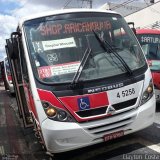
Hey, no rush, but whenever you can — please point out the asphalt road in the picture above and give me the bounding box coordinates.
[0,85,160,160]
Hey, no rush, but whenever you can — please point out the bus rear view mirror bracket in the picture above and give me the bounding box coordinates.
[128,22,136,35]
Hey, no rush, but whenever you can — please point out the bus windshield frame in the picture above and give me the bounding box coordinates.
[23,12,146,84]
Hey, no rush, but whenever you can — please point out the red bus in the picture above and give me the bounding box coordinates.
[136,29,160,102]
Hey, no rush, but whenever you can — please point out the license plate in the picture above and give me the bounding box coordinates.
[104,130,124,141]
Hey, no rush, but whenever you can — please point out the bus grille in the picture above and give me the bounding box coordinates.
[112,98,137,110]
[76,106,107,118]
[76,98,137,118]
[87,117,134,135]
[80,108,137,137]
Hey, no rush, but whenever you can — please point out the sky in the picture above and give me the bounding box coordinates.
[0,0,145,60]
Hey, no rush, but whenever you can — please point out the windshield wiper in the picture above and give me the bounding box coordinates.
[92,30,133,76]
[70,47,92,87]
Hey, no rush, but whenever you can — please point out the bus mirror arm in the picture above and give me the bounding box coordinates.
[128,22,136,35]
[6,39,15,60]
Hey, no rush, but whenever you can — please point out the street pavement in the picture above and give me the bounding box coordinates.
[0,86,50,160]
[0,86,160,160]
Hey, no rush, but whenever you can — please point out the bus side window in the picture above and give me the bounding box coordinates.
[157,45,160,59]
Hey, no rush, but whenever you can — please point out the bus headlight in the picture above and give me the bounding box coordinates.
[57,110,67,121]
[42,101,75,122]
[140,81,154,106]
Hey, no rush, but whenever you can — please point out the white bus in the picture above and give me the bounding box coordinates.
[6,9,155,154]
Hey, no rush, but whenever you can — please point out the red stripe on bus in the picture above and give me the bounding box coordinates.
[37,89,111,122]
[59,92,109,112]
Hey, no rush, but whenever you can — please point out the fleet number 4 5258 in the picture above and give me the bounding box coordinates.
[117,88,135,98]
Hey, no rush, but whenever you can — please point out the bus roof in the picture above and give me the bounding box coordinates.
[18,8,119,28]
[136,29,160,35]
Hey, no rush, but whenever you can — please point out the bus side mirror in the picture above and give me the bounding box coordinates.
[6,39,14,59]
[6,32,21,59]
[6,38,19,60]
[11,37,19,59]
[128,22,136,35]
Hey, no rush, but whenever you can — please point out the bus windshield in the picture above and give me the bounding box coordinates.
[137,33,160,71]
[24,12,146,84]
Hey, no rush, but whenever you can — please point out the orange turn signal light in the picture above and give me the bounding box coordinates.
[147,86,153,93]
[46,108,56,117]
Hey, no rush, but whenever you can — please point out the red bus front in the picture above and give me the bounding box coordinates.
[136,29,160,101]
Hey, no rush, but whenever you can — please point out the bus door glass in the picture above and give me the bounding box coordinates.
[6,38,33,128]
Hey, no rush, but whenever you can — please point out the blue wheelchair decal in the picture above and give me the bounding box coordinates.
[78,97,90,110]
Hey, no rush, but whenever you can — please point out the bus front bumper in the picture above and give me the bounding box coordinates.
[41,96,155,153]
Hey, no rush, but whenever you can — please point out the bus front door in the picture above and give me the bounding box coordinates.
[6,36,33,128]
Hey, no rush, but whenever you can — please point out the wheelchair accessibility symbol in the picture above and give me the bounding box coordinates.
[78,97,90,110]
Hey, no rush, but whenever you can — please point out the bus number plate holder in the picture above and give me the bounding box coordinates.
[104,130,124,142]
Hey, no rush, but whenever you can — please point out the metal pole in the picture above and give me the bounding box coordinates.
[89,0,92,8]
